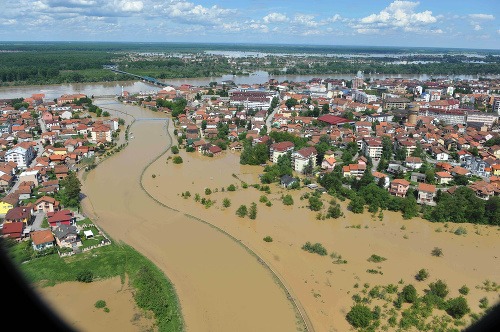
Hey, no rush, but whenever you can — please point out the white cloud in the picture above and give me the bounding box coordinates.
[118,1,143,12]
[263,12,288,23]
[328,14,342,23]
[357,28,380,34]
[473,24,482,31]
[358,0,437,31]
[469,14,495,20]
[293,14,322,27]
[1,19,17,25]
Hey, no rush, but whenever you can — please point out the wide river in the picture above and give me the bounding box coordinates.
[1,71,498,100]
[80,100,304,332]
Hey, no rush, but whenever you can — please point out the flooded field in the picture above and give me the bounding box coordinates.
[37,276,156,332]
[40,99,499,332]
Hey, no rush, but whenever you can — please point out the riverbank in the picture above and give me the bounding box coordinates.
[142,143,500,331]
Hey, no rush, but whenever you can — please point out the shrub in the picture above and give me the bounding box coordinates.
[415,268,429,281]
[242,182,248,189]
[259,195,268,203]
[172,156,183,164]
[431,247,443,257]
[454,226,468,235]
[302,242,328,256]
[95,300,106,308]
[346,304,373,328]
[428,279,449,299]
[479,297,489,309]
[401,284,418,303]
[265,201,272,207]
[263,236,273,242]
[205,188,212,195]
[459,285,469,296]
[76,270,93,283]
[446,296,470,319]
[171,145,179,154]
[186,146,195,152]
[308,195,323,211]
[151,174,156,178]
[236,205,247,218]
[227,184,236,191]
[367,254,387,263]
[222,198,231,208]
[282,194,294,206]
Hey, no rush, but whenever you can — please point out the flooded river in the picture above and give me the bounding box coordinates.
[29,97,500,332]
[80,100,302,332]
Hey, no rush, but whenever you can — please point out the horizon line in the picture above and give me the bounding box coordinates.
[0,40,499,52]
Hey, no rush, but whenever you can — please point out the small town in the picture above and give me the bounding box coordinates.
[1,74,500,249]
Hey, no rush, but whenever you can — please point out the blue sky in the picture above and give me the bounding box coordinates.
[1,0,499,49]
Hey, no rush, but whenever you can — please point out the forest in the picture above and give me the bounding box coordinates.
[0,42,499,86]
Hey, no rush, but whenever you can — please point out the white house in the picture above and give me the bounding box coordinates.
[269,141,295,163]
[292,147,317,173]
[5,143,36,169]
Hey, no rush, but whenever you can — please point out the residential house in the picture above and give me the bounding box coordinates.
[31,229,55,251]
[389,179,410,197]
[410,172,427,183]
[321,155,336,171]
[1,222,24,241]
[404,156,423,170]
[269,141,294,163]
[4,206,32,224]
[435,171,453,185]
[207,145,222,157]
[35,196,61,214]
[372,171,390,188]
[52,224,81,248]
[280,174,298,189]
[47,209,75,229]
[342,163,366,179]
[417,183,436,205]
[292,147,317,173]
[18,169,41,187]
[0,173,13,192]
[429,146,450,161]
[5,142,36,168]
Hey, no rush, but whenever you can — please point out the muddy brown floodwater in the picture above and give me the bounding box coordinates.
[79,106,302,332]
[41,99,500,332]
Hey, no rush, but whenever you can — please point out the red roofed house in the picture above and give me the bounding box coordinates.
[435,171,453,185]
[90,124,112,143]
[417,183,436,205]
[1,222,24,241]
[47,209,75,229]
[389,179,410,197]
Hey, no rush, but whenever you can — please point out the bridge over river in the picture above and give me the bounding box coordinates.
[108,68,172,87]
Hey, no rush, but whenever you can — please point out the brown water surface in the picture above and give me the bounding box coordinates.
[79,105,300,332]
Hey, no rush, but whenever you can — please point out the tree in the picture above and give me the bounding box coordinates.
[58,172,81,208]
[170,145,179,154]
[428,279,449,298]
[222,198,231,208]
[285,98,298,109]
[348,195,365,214]
[236,205,247,218]
[308,195,323,211]
[172,156,183,164]
[401,284,418,303]
[248,202,257,219]
[401,195,419,219]
[346,304,373,328]
[446,296,470,319]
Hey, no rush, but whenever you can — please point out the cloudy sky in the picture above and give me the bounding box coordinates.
[1,0,498,49]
